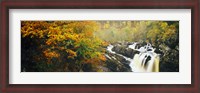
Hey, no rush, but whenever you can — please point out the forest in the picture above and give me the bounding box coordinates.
[21,21,179,72]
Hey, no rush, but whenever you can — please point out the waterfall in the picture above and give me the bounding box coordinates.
[107,42,160,72]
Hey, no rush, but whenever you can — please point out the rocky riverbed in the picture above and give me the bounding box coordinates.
[103,41,179,72]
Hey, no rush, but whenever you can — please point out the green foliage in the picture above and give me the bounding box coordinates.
[21,20,179,72]
[21,21,107,72]
[94,21,179,72]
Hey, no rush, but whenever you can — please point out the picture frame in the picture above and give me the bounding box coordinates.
[0,0,199,93]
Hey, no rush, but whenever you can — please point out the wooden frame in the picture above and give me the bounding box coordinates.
[0,0,199,93]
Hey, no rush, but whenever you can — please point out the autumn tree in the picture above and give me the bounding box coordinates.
[21,21,107,72]
[94,21,179,72]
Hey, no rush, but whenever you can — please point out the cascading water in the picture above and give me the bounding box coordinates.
[107,42,160,72]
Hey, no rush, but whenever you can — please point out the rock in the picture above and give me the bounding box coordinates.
[125,48,134,58]
[125,48,139,58]
[111,44,139,59]
[144,56,151,68]
[135,42,147,49]
[159,44,171,52]
[104,52,132,72]
[127,42,135,45]
[159,48,179,72]
[108,41,179,72]
[154,48,164,56]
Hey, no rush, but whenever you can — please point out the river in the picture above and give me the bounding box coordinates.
[106,42,160,72]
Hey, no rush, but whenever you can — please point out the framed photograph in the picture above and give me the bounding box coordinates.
[1,0,199,93]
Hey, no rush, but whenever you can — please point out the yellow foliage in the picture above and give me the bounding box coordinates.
[66,49,77,59]
[21,21,107,71]
[43,49,60,59]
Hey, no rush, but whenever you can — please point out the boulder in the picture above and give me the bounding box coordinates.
[111,44,139,59]
[135,42,147,49]
[125,48,139,58]
[105,52,132,72]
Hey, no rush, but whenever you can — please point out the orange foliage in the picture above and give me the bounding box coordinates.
[21,21,107,71]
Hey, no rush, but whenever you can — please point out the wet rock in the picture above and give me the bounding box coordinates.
[127,42,135,45]
[104,51,132,72]
[159,45,179,72]
[106,41,179,72]
[135,42,147,49]
[111,44,139,59]
[159,44,171,52]
[154,48,164,56]
[125,48,139,58]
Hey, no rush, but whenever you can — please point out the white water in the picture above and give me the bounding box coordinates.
[107,45,133,62]
[106,43,160,72]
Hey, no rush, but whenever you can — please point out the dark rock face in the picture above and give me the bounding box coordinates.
[105,41,179,72]
[105,41,154,72]
[154,48,164,56]
[156,44,179,72]
[159,48,179,72]
[105,51,132,72]
[104,41,142,72]
[145,56,151,66]
[125,48,138,58]
[135,42,147,49]
[111,44,139,59]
